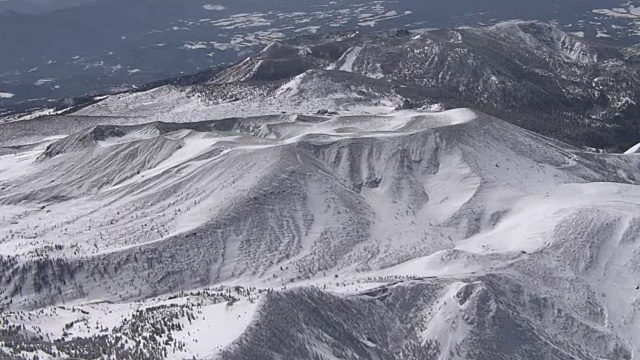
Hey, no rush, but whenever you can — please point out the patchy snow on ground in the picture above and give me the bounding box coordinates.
[593,6,640,19]
[203,4,225,11]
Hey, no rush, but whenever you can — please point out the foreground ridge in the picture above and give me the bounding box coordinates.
[2,106,640,359]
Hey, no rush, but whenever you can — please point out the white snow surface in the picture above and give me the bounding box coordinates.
[327,46,363,72]
[203,4,225,11]
[71,70,407,123]
[625,142,640,154]
[2,288,261,360]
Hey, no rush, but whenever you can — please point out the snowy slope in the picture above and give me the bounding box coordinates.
[3,101,640,358]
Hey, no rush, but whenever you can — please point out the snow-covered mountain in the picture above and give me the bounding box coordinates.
[203,21,640,151]
[3,22,640,360]
[7,21,638,151]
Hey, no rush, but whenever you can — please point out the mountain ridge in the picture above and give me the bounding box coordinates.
[2,21,640,359]
[7,21,637,151]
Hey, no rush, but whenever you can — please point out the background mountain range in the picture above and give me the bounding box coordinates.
[1,0,639,113]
